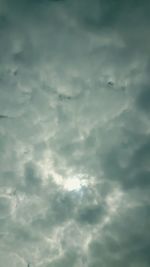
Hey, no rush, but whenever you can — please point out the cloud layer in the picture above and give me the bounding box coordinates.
[0,0,150,266]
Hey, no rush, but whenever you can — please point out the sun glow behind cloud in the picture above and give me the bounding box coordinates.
[37,157,92,192]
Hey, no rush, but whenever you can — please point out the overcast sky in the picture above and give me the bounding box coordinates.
[0,0,150,266]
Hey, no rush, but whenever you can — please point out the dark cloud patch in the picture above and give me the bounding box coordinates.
[49,192,75,224]
[137,87,150,114]
[46,249,78,267]
[88,203,150,267]
[77,204,105,225]
[85,0,123,29]
[0,15,10,31]
[21,161,42,195]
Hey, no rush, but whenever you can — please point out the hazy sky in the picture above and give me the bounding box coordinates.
[0,0,150,266]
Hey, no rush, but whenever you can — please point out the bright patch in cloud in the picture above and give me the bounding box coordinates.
[63,176,88,192]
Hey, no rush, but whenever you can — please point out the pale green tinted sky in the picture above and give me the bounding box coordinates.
[0,0,150,266]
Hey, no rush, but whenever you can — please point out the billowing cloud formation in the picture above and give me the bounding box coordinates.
[0,0,150,266]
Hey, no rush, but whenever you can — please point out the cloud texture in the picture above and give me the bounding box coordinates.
[0,0,150,266]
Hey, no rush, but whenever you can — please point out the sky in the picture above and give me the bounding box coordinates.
[0,0,150,266]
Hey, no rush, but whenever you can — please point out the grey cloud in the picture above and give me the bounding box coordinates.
[88,203,150,267]
[21,161,42,195]
[76,204,105,225]
[0,0,150,266]
[137,87,150,114]
[46,249,78,267]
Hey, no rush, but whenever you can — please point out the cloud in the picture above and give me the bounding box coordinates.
[0,0,150,266]
[137,87,150,114]
[88,202,150,267]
